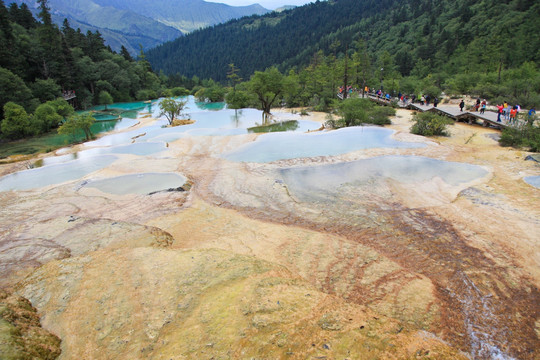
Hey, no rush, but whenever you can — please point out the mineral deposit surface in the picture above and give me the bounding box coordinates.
[0,109,538,359]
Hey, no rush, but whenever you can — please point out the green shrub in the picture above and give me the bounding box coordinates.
[499,124,540,152]
[160,89,173,98]
[225,90,252,110]
[423,85,441,99]
[368,106,395,125]
[1,102,31,139]
[33,103,62,133]
[58,113,96,141]
[171,87,190,96]
[136,89,158,101]
[410,112,453,136]
[499,127,522,147]
[339,98,394,126]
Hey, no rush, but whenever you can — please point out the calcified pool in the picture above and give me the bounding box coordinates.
[524,176,540,189]
[86,97,320,148]
[81,173,187,195]
[222,127,425,163]
[278,155,489,201]
[0,155,117,191]
[34,142,169,168]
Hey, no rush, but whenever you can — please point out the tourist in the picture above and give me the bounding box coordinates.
[425,95,431,105]
[480,99,486,114]
[496,104,504,122]
[509,106,518,125]
[475,98,481,112]
[459,100,465,112]
[503,101,508,120]
[505,102,511,121]
[527,107,536,125]
[420,95,425,105]
[433,97,439,107]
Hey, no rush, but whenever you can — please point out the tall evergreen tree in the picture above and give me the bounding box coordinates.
[0,0,14,70]
[120,45,133,62]
[36,0,64,80]
[8,3,36,29]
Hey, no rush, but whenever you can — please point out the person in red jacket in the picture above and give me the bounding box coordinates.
[496,104,504,122]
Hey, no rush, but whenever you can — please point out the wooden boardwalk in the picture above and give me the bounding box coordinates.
[407,103,511,129]
[62,91,76,101]
[337,91,522,130]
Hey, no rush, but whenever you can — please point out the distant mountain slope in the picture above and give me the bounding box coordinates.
[91,0,269,33]
[51,14,176,56]
[8,0,269,53]
[146,0,540,83]
[10,0,183,53]
[146,0,378,81]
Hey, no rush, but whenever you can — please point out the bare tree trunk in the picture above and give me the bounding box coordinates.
[343,45,349,100]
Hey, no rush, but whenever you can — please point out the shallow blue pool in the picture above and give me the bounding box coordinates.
[34,142,168,168]
[0,155,117,191]
[81,173,187,195]
[278,155,489,202]
[222,127,425,163]
[524,176,540,189]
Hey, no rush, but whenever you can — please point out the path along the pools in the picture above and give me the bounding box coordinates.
[357,93,526,129]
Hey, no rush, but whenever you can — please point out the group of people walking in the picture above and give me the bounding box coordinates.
[458,98,537,126]
[495,102,517,124]
[418,94,439,107]
[338,88,536,127]
[495,102,530,124]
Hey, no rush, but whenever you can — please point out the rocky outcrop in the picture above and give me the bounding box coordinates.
[17,248,466,359]
[0,290,61,360]
[0,216,174,287]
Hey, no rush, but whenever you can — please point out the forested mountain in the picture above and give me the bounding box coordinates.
[8,0,269,53]
[146,0,540,89]
[0,0,167,139]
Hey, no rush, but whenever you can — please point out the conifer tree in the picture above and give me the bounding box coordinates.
[120,46,133,62]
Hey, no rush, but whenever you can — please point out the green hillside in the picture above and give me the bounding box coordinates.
[0,0,168,143]
[146,0,540,106]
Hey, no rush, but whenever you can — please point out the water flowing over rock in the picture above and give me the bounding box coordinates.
[0,106,538,359]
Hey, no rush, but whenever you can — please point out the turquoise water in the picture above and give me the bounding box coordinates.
[279,155,489,202]
[0,97,322,191]
[93,114,119,121]
[223,127,425,163]
[82,173,186,195]
[524,176,540,189]
[90,100,156,112]
[0,155,117,191]
[86,101,319,147]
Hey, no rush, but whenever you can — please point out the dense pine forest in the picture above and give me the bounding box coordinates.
[1,0,539,145]
[147,0,540,108]
[0,0,166,140]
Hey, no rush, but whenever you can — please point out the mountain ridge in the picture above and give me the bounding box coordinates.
[8,0,269,53]
[145,0,540,86]
[91,0,269,34]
